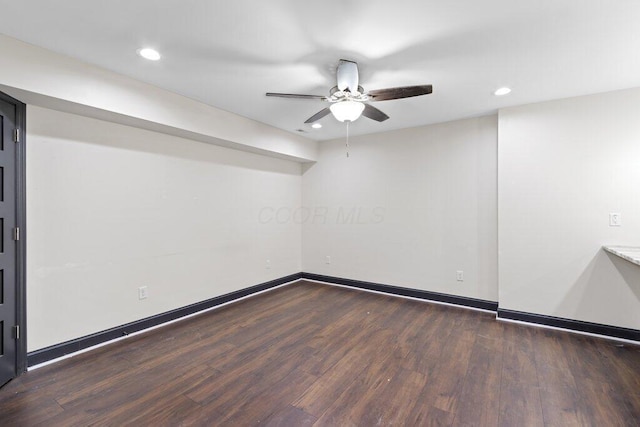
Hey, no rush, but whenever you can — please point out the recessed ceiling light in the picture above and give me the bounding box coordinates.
[311,123,322,129]
[494,87,512,96]
[138,48,161,61]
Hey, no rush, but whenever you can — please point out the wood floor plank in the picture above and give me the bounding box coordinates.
[0,389,65,426]
[406,308,481,426]
[47,365,213,426]
[55,357,206,410]
[562,335,637,426]
[312,363,399,425]
[125,394,204,427]
[1,281,639,426]
[215,368,318,425]
[498,324,545,427]
[451,318,504,426]
[0,354,133,405]
[181,348,319,425]
[293,324,395,418]
[533,329,586,426]
[263,405,318,427]
[199,319,321,381]
[301,314,388,376]
[184,324,320,406]
[350,367,428,426]
[576,339,640,422]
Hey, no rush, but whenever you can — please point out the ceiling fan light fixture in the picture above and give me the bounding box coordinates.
[330,100,365,122]
[311,123,322,129]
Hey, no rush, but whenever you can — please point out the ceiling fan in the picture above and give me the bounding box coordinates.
[266,59,433,124]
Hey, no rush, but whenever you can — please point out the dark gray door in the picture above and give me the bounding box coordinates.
[0,97,17,387]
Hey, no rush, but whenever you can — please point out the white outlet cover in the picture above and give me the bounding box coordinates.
[609,213,621,227]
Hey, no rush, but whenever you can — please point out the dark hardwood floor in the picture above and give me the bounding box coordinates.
[1,281,639,426]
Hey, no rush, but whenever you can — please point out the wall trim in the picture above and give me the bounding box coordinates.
[497,309,640,342]
[27,273,302,366]
[28,273,639,367]
[301,273,498,311]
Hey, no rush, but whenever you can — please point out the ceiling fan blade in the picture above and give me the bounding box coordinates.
[266,93,328,101]
[336,59,359,93]
[362,104,390,122]
[367,85,433,101]
[304,107,332,123]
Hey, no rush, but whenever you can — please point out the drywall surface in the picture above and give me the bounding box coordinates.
[26,106,302,351]
[0,34,317,162]
[498,88,640,329]
[302,116,498,301]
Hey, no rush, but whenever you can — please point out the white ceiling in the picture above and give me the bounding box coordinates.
[1,0,639,141]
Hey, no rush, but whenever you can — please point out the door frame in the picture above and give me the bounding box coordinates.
[0,90,27,376]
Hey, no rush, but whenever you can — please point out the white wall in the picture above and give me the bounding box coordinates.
[498,88,640,329]
[27,106,302,351]
[302,116,498,301]
[23,81,640,352]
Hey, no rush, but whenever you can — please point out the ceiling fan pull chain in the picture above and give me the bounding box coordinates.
[346,121,350,158]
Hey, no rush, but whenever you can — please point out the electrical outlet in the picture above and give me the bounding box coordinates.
[325,256,331,264]
[456,271,464,282]
[138,286,148,300]
[609,212,621,227]
[266,259,271,269]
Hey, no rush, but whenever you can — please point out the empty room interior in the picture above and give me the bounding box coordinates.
[1,1,639,425]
